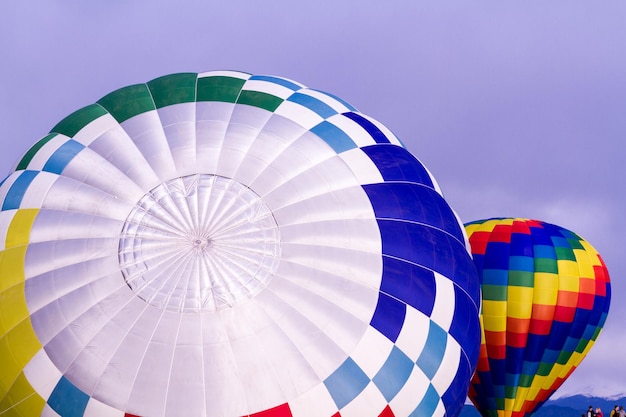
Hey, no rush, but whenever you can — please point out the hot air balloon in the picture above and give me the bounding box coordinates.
[466,218,611,417]
[0,71,480,417]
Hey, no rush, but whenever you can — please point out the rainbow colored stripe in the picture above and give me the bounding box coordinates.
[466,218,611,417]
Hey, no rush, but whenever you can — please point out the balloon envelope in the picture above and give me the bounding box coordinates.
[466,218,611,417]
[0,71,480,417]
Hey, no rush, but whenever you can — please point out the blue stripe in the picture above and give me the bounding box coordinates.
[2,171,39,210]
[363,182,465,243]
[370,292,406,342]
[287,92,337,118]
[310,89,358,111]
[248,75,301,91]
[442,358,473,417]
[373,346,414,401]
[533,244,556,258]
[449,285,481,362]
[509,255,534,272]
[380,256,436,316]
[310,121,357,153]
[42,140,85,174]
[377,219,477,295]
[343,112,390,143]
[361,145,434,187]
[323,357,370,409]
[482,242,511,269]
[416,321,448,379]
[47,376,89,417]
[410,383,440,417]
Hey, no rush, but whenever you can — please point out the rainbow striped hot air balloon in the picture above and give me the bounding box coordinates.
[465,218,611,417]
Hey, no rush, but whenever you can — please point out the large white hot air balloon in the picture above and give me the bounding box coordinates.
[0,71,480,417]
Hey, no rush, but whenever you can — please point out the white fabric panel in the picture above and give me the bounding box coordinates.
[19,171,57,209]
[260,112,308,144]
[58,146,145,205]
[198,70,250,80]
[261,165,360,214]
[422,162,443,194]
[118,309,174,414]
[23,348,63,400]
[24,238,118,280]
[262,275,368,367]
[395,306,432,361]
[324,114,380,148]
[289,382,338,417]
[83,398,125,417]
[29,270,125,347]
[389,367,432,416]
[21,134,71,171]
[73,113,119,147]
[350,326,395,378]
[0,211,15,251]
[279,218,381,254]
[29,210,121,244]
[200,336,246,416]
[227,130,289,188]
[356,112,404,147]
[195,101,234,174]
[273,99,324,130]
[89,123,161,192]
[279,243,381,293]
[339,148,385,185]
[157,102,198,177]
[303,89,353,114]
[25,256,120,315]
[338,382,388,417]
[274,259,380,327]
[121,110,177,183]
[40,176,134,221]
[166,345,207,415]
[0,172,20,203]
[41,404,62,417]
[272,185,376,226]
[243,79,297,99]
[245,130,337,199]
[216,123,264,180]
[431,272,456,331]
[431,337,461,394]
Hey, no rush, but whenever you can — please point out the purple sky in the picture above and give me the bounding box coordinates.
[3,1,625,399]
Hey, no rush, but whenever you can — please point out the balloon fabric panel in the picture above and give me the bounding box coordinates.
[0,71,481,417]
[466,218,611,417]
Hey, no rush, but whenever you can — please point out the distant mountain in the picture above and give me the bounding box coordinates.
[459,395,626,417]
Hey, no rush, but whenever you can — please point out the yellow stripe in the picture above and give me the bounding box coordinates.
[0,319,42,399]
[0,209,42,414]
[6,209,38,249]
[0,372,45,416]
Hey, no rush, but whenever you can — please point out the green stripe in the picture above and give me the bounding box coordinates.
[51,104,108,138]
[16,133,57,170]
[481,284,507,301]
[147,73,197,108]
[237,90,283,112]
[97,84,155,123]
[555,246,576,261]
[197,76,246,103]
[507,270,534,287]
[534,257,558,273]
[556,350,573,365]
[504,384,518,399]
[536,361,552,376]
[518,373,533,388]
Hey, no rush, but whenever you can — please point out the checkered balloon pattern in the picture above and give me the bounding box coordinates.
[0,72,481,417]
[465,218,611,417]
